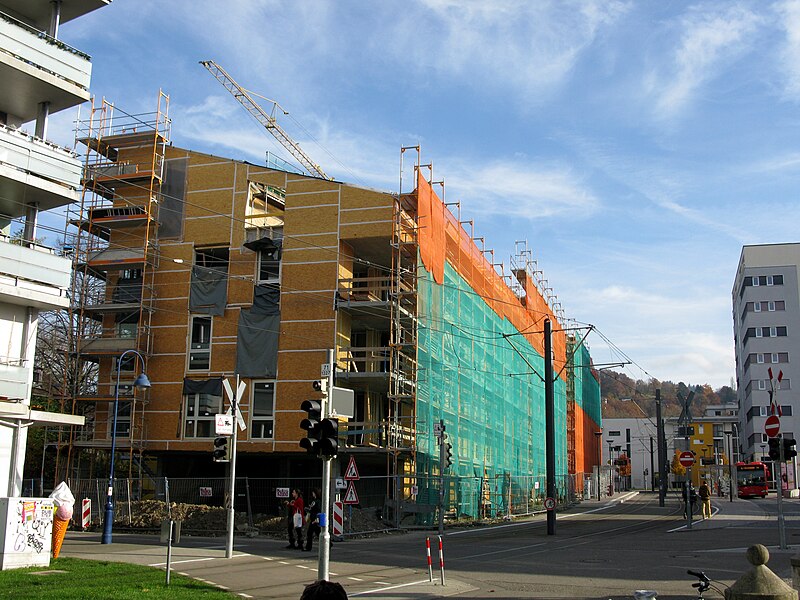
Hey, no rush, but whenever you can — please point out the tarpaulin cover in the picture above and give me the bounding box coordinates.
[158,158,187,239]
[189,265,227,316]
[235,286,280,377]
[182,377,223,396]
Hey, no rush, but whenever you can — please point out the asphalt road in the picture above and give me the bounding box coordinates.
[60,491,800,600]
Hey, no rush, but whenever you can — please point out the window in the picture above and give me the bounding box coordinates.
[251,381,275,438]
[774,275,784,285]
[258,247,281,285]
[698,425,704,434]
[608,430,620,436]
[754,302,761,312]
[753,277,760,286]
[189,316,212,371]
[782,406,793,416]
[114,354,135,373]
[756,328,763,338]
[767,275,774,286]
[768,301,775,312]
[776,301,786,310]
[757,353,765,363]
[117,322,137,338]
[195,247,229,274]
[777,326,788,336]
[758,380,767,390]
[112,401,132,437]
[184,393,223,438]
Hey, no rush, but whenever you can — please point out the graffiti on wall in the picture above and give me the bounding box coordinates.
[10,499,53,554]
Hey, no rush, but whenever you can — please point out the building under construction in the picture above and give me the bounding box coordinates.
[62,95,602,516]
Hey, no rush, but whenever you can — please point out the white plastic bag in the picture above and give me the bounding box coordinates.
[293,512,303,528]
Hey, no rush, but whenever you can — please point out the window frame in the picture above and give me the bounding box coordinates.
[183,392,223,438]
[188,315,212,371]
[250,380,276,439]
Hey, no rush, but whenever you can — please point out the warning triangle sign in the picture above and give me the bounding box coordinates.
[344,456,360,481]
[343,482,359,505]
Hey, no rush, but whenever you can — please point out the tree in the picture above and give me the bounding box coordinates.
[670,451,686,477]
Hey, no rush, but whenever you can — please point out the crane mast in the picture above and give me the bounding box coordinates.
[200,60,329,180]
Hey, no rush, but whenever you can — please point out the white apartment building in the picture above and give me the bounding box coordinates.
[0,0,108,495]
[733,243,800,462]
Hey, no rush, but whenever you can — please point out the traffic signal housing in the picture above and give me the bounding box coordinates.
[213,436,229,462]
[299,399,322,454]
[783,437,797,460]
[768,437,780,462]
[441,434,453,469]
[318,417,339,457]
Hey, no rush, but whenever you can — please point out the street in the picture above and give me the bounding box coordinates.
[61,492,800,599]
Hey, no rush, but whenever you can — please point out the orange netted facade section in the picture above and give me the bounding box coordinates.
[416,173,567,378]
[573,404,602,474]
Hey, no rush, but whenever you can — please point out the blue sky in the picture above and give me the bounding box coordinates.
[43,0,800,388]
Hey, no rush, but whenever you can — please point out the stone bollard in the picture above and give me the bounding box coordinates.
[725,544,797,600]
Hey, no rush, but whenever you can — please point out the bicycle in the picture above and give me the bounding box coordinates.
[687,569,726,599]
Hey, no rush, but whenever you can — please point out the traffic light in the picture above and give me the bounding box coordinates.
[318,417,339,457]
[768,438,780,462]
[299,399,322,454]
[783,438,797,460]
[441,434,453,469]
[212,436,229,462]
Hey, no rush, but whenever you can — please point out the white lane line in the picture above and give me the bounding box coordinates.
[375,581,390,585]
[667,506,720,532]
[351,579,432,596]
[149,557,218,567]
[348,577,363,581]
[239,595,254,599]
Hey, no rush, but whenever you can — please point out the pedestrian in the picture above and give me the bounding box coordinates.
[285,488,304,549]
[304,488,321,551]
[699,479,712,519]
[300,580,348,600]
[683,483,696,518]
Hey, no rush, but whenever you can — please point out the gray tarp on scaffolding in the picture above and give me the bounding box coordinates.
[235,285,280,377]
[182,377,223,396]
[189,266,227,316]
[158,157,187,239]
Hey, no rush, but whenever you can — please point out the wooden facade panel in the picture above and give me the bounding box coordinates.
[283,191,339,208]
[340,186,392,210]
[281,299,335,322]
[183,215,233,243]
[281,262,338,291]
[284,205,339,234]
[149,355,190,384]
[184,190,233,219]
[339,207,393,224]
[186,160,236,186]
[246,168,288,188]
[277,321,336,351]
[281,247,336,264]
[285,179,339,194]
[210,343,237,373]
[151,326,189,354]
[340,222,393,239]
[151,299,189,326]
[212,314,239,338]
[282,233,338,251]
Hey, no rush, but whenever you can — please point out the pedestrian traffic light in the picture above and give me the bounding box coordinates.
[783,438,797,460]
[299,399,322,454]
[318,417,339,457]
[768,438,780,461]
[212,436,229,462]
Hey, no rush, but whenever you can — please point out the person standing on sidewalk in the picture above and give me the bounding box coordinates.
[699,480,712,519]
[304,488,321,551]
[285,489,304,549]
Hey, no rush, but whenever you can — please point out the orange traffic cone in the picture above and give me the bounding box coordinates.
[52,516,69,559]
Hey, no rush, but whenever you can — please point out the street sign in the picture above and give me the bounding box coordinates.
[765,414,781,438]
[321,363,331,378]
[544,497,556,511]
[433,422,443,438]
[335,477,346,490]
[275,487,290,499]
[222,378,247,430]
[343,482,359,504]
[344,456,360,480]
[679,451,695,467]
[215,413,233,436]
[199,487,213,498]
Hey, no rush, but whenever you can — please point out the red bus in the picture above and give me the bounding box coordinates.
[736,462,769,498]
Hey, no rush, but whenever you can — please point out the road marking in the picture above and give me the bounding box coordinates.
[239,595,254,599]
[279,561,290,565]
[375,581,390,585]
[351,579,432,596]
[217,585,229,590]
[667,506,720,532]
[348,577,363,581]
[149,557,218,567]
[447,503,620,536]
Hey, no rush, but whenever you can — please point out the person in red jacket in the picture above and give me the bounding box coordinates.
[285,489,304,549]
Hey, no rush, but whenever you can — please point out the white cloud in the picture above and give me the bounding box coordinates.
[446,161,600,220]
[649,4,762,119]
[777,0,800,99]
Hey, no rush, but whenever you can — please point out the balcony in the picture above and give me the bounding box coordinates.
[0,123,81,215]
[0,10,91,120]
[0,358,29,400]
[0,237,70,309]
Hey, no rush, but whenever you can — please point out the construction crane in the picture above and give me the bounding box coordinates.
[200,60,329,180]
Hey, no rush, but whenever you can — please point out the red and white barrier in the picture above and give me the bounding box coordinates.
[332,501,344,536]
[438,535,445,585]
[81,498,91,530]
[425,537,433,581]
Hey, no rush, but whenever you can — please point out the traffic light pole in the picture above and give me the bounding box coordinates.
[544,318,556,536]
[225,374,240,559]
[777,434,787,550]
[438,420,445,536]
[318,349,335,581]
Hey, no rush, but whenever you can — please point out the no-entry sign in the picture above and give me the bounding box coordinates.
[679,451,695,468]
[765,414,781,438]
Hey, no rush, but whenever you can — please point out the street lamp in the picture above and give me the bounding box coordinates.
[594,430,602,500]
[101,349,150,544]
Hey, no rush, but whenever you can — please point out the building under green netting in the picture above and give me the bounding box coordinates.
[414,262,568,519]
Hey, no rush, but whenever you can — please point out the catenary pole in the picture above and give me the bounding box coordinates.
[656,389,665,507]
[544,318,555,535]
[318,349,335,580]
[225,374,239,558]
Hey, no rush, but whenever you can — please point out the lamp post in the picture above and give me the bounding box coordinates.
[607,440,615,495]
[594,430,602,500]
[101,349,150,544]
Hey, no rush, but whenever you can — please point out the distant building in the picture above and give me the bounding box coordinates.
[0,0,109,495]
[732,243,800,461]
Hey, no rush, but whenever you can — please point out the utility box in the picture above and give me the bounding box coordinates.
[0,497,54,570]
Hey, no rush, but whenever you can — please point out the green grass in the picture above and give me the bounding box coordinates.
[0,557,239,599]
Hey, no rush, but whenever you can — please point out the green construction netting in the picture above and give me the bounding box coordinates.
[573,339,602,427]
[415,260,568,518]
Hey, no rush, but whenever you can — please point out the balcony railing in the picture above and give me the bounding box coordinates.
[337,346,390,373]
[0,360,30,400]
[337,276,391,303]
[0,9,91,91]
[0,235,71,290]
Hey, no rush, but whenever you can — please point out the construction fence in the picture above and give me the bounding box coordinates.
[56,471,598,537]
